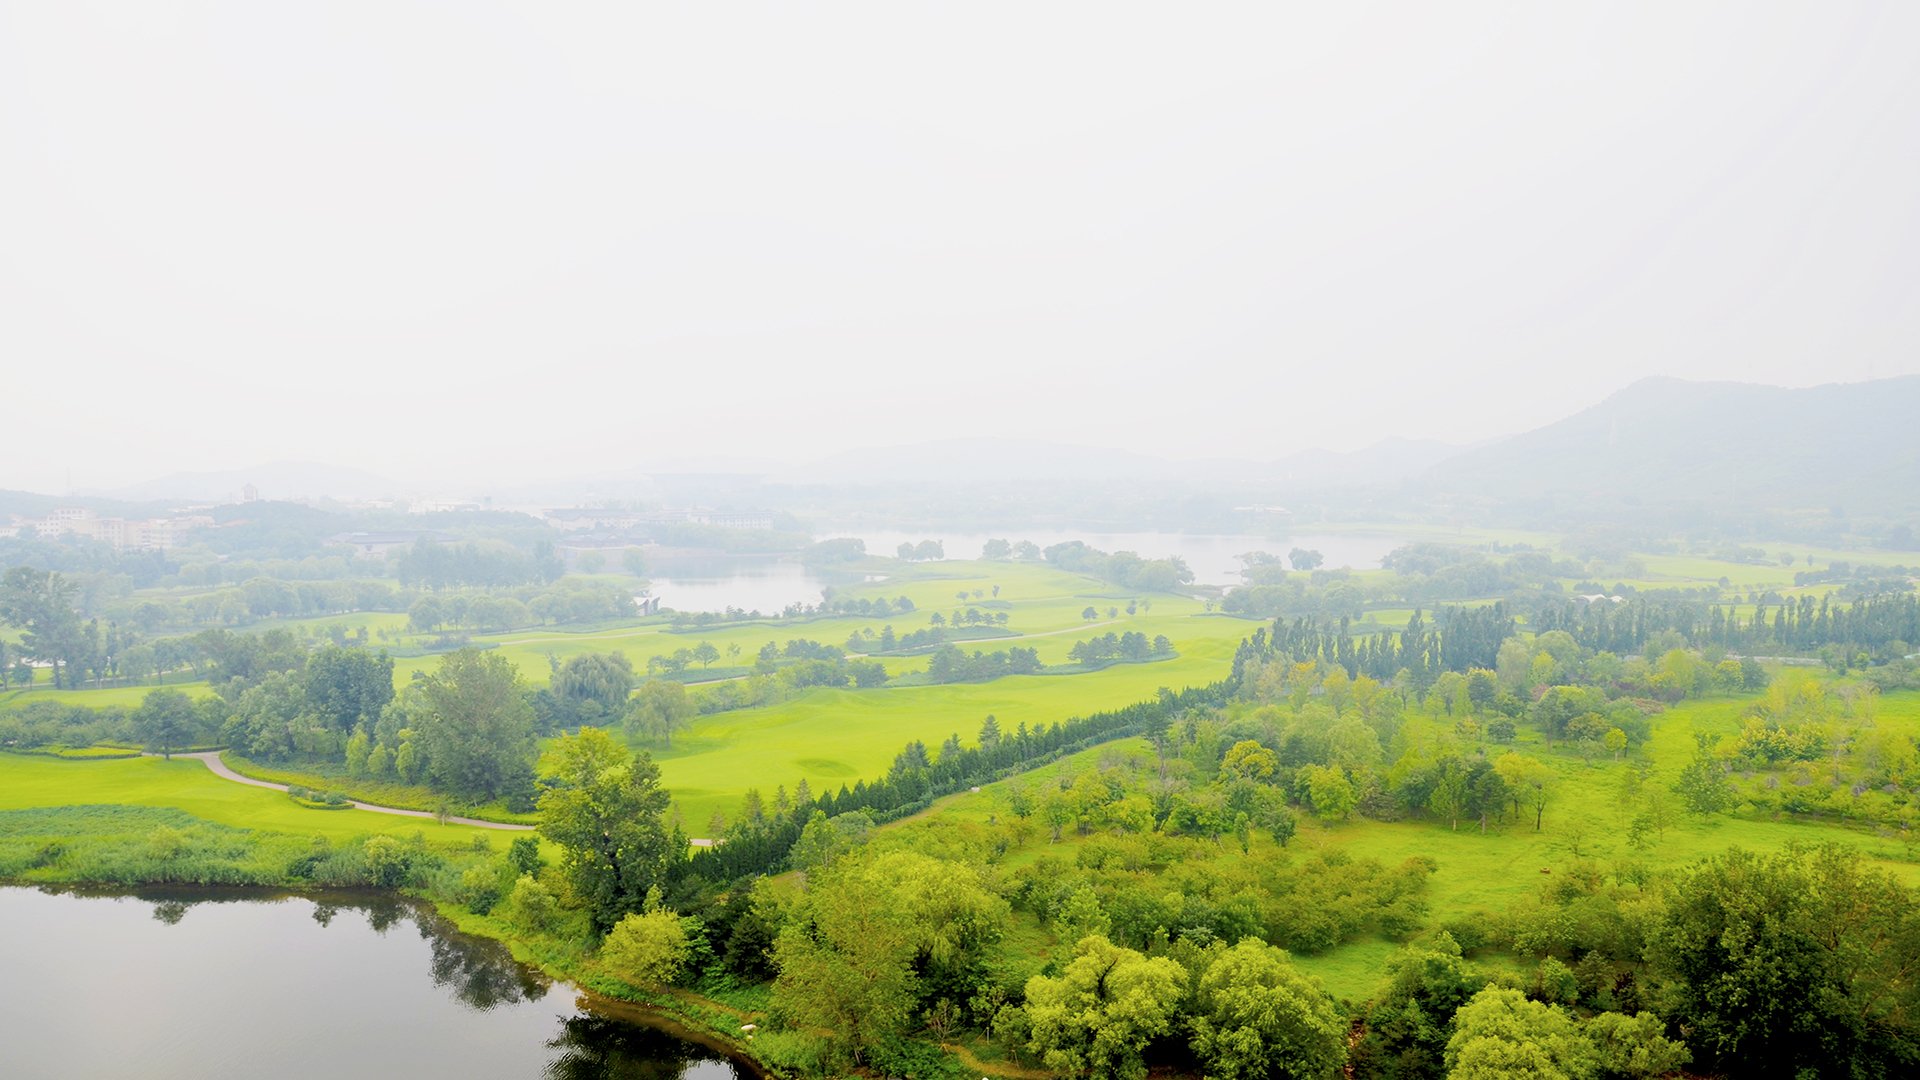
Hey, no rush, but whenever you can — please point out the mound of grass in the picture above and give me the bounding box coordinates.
[2,745,142,761]
[220,754,536,825]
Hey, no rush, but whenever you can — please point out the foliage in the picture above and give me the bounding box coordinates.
[537,728,677,933]
[1443,987,1595,1080]
[1189,937,1347,1080]
[601,909,691,988]
[1020,934,1189,1080]
[411,648,538,801]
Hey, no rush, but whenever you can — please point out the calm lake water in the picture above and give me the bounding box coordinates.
[647,531,1406,614]
[0,886,751,1080]
[847,530,1403,584]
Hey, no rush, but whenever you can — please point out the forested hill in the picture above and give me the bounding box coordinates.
[1425,375,1920,512]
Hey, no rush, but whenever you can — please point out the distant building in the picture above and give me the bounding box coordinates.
[9,508,211,552]
[241,483,260,503]
[328,531,439,559]
[1575,593,1627,604]
[543,506,776,533]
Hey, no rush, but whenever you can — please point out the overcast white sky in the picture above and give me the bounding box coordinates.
[3,1,1917,493]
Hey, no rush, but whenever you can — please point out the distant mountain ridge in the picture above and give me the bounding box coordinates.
[774,436,1463,489]
[1423,375,1920,511]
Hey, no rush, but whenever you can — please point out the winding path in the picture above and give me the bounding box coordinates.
[159,751,535,831]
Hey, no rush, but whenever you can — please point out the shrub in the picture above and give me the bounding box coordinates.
[600,909,691,988]
[505,874,558,933]
[460,862,504,915]
[362,835,410,888]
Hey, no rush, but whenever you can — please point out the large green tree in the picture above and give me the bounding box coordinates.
[537,728,677,933]
[413,648,538,800]
[1190,937,1347,1079]
[1021,935,1189,1080]
[133,688,201,759]
[1647,845,1920,1077]
[1443,987,1595,1080]
[302,645,395,734]
[772,849,1006,1065]
[551,651,635,723]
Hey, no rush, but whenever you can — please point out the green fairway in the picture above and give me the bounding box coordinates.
[653,633,1240,830]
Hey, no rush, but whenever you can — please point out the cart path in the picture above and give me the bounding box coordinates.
[155,751,536,830]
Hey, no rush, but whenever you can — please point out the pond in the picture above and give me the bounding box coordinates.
[0,886,753,1080]
[646,555,843,616]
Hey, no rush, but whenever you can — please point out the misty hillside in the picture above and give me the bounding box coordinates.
[1426,376,1920,512]
[95,461,401,503]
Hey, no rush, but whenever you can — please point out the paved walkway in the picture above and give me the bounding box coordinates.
[158,751,535,831]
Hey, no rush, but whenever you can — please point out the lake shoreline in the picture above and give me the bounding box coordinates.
[0,878,777,1078]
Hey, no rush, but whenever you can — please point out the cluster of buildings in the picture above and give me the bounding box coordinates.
[0,507,215,552]
[542,506,776,532]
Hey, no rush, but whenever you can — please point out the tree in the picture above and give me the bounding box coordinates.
[537,728,677,933]
[1288,548,1325,572]
[412,649,538,800]
[1022,935,1189,1080]
[0,566,83,688]
[622,548,648,577]
[1672,746,1731,816]
[1190,938,1347,1080]
[774,850,1005,1065]
[601,909,690,987]
[1646,845,1920,1078]
[551,651,636,721]
[691,641,720,669]
[1083,606,1099,621]
[1603,727,1628,761]
[134,688,199,759]
[1222,739,1280,784]
[1444,987,1596,1080]
[408,595,446,634]
[982,538,1013,559]
[1303,765,1355,823]
[789,809,874,871]
[1583,1012,1689,1079]
[1493,752,1555,831]
[1354,935,1482,1079]
[303,645,395,734]
[627,678,694,748]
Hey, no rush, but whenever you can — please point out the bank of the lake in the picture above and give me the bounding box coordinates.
[0,884,758,1080]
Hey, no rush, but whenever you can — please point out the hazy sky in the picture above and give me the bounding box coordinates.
[3,2,1917,494]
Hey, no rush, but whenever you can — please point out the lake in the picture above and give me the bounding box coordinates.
[645,530,1407,614]
[845,530,1404,583]
[0,886,752,1080]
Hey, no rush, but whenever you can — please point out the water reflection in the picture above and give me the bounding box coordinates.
[1,886,749,1080]
[547,1015,748,1080]
[419,910,551,1010]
